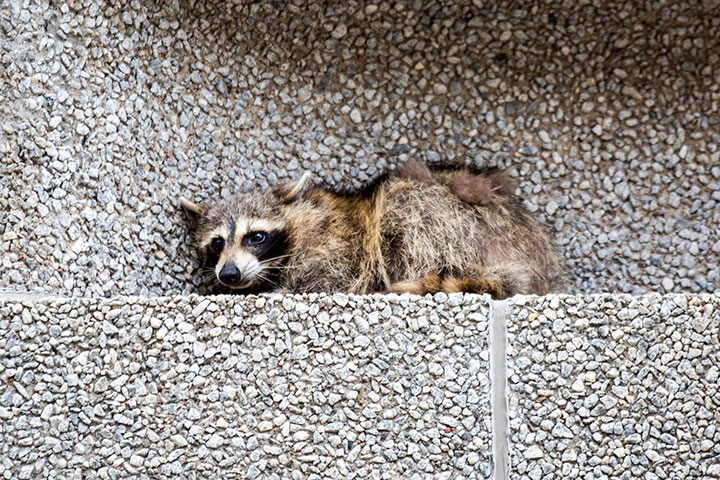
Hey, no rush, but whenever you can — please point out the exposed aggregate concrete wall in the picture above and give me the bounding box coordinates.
[0,293,492,479]
[1,293,719,479]
[1,0,719,297]
[2,1,720,477]
[508,294,720,480]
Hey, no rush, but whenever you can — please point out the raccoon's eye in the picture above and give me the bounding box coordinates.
[248,232,266,245]
[209,237,225,254]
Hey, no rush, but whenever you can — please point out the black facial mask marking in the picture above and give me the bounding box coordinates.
[241,229,289,263]
[227,218,236,246]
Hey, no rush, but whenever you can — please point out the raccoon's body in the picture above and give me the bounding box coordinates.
[181,161,562,298]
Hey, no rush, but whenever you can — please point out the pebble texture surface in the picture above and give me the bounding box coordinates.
[0,293,492,479]
[1,0,719,297]
[508,294,720,480]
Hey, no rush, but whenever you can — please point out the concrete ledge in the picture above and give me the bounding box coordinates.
[0,293,492,479]
[2,293,719,479]
[507,294,720,480]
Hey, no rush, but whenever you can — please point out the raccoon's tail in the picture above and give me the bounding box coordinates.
[385,264,533,299]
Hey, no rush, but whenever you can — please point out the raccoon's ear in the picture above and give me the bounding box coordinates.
[273,171,312,203]
[179,197,208,230]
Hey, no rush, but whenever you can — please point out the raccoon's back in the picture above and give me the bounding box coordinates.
[379,176,561,293]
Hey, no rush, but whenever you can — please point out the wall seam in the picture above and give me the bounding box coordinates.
[489,299,510,480]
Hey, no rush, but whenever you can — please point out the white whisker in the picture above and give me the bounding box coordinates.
[265,264,303,270]
[258,253,297,265]
[257,274,282,290]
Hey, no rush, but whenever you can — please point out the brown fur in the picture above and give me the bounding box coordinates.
[394,160,437,185]
[395,160,517,206]
[181,161,563,298]
[442,169,516,205]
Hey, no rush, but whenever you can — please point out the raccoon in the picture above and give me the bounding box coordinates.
[180,161,562,298]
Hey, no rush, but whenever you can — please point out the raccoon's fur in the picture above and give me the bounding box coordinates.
[181,161,562,298]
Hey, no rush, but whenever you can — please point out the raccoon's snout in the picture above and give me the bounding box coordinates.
[218,263,244,287]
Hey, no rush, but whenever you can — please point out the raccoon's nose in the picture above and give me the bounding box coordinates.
[218,263,243,286]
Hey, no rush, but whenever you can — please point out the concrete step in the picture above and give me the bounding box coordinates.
[508,294,720,480]
[1,293,718,479]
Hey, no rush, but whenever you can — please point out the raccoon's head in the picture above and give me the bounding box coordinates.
[180,172,312,293]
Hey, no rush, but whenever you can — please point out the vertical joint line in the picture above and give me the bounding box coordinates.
[490,299,510,480]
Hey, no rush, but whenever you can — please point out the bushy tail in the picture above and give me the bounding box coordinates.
[388,265,532,298]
